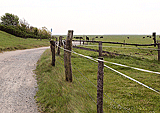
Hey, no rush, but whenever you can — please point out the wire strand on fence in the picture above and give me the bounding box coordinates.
[57,57,129,113]
[72,63,97,87]
[103,64,160,94]
[103,93,130,113]
[73,74,97,104]
[72,45,160,75]
[79,45,160,51]
[55,54,96,104]
[73,45,160,75]
[62,52,129,112]
[55,44,160,94]
[97,59,160,75]
[72,59,129,112]
[58,54,97,87]
[54,60,81,113]
[56,60,90,111]
[56,49,128,112]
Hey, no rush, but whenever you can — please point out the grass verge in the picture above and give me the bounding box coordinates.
[35,47,159,112]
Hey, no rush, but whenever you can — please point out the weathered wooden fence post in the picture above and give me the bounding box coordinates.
[64,30,73,82]
[158,44,160,62]
[50,40,55,66]
[153,32,156,47]
[97,57,104,113]
[57,36,62,55]
[157,41,160,62]
[56,37,58,42]
[99,41,102,57]
[80,38,81,45]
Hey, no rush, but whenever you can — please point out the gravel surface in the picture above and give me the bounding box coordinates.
[0,47,49,113]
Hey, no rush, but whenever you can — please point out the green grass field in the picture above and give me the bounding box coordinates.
[72,35,160,61]
[0,30,50,52]
[62,35,160,44]
[35,35,160,112]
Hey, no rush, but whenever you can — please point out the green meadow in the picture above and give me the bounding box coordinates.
[35,35,160,112]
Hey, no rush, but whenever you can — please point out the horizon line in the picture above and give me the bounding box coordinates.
[52,33,160,36]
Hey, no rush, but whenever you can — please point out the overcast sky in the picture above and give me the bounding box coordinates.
[0,0,160,35]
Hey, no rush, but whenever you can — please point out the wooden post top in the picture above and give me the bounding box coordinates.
[50,40,55,45]
[68,30,74,33]
[67,30,74,40]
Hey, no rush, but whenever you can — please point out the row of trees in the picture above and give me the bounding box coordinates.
[0,13,51,39]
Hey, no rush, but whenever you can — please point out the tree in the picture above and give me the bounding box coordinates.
[19,18,30,29]
[34,27,38,36]
[0,13,19,26]
[38,26,51,38]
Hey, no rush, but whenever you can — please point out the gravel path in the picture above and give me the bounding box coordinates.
[0,47,49,113]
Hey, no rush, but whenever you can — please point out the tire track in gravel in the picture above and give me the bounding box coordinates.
[0,47,49,113]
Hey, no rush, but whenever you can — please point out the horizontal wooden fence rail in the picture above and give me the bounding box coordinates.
[72,40,158,46]
[72,40,160,61]
[102,42,156,46]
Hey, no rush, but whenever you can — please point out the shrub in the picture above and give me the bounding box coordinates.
[0,24,43,39]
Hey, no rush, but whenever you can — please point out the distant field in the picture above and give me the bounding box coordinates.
[55,35,160,44]
[71,35,159,61]
[53,34,160,61]
[0,30,50,52]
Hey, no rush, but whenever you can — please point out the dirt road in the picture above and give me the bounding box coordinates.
[0,47,49,113]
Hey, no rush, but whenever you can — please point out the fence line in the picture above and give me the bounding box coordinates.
[58,43,160,75]
[73,74,97,104]
[72,40,158,46]
[103,64,160,94]
[56,44,148,112]
[73,39,160,61]
[97,59,160,75]
[55,44,160,94]
[57,58,96,103]
[73,45,159,61]
[51,33,159,112]
[72,60,129,112]
[73,46,122,56]
[58,55,97,87]
[58,51,129,112]
[73,44,160,75]
[79,45,160,51]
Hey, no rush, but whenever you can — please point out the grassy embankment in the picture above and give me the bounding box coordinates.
[0,30,49,52]
[35,35,160,113]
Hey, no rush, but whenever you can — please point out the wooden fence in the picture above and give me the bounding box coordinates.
[72,39,160,61]
[50,30,104,113]
[50,31,160,113]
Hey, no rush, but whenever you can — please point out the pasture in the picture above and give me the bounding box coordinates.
[57,34,160,44]
[60,34,160,60]
[35,35,160,112]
